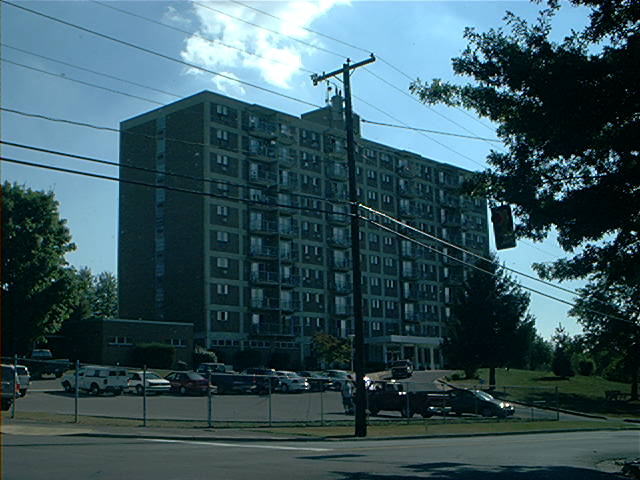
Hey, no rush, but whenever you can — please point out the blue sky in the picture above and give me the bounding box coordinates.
[2,0,592,340]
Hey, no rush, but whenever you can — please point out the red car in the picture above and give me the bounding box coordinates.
[165,371,210,395]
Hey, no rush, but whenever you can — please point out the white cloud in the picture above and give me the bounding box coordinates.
[211,72,247,97]
[163,6,192,27]
[180,0,348,91]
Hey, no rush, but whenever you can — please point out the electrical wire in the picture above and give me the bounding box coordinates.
[359,214,635,326]
[90,1,317,76]
[0,140,348,208]
[4,1,323,110]
[0,155,348,218]
[358,203,616,311]
[361,119,499,142]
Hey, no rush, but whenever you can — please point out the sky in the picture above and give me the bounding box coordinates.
[2,0,593,340]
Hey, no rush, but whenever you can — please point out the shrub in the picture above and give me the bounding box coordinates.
[552,347,574,378]
[132,343,175,369]
[193,345,217,368]
[450,372,463,381]
[577,359,594,376]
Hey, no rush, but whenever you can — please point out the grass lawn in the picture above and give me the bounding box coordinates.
[446,368,639,418]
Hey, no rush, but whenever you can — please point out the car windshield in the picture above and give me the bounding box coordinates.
[16,366,28,375]
[187,372,205,380]
[475,391,496,401]
[145,372,161,380]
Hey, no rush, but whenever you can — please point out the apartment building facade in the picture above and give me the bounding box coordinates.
[118,90,489,370]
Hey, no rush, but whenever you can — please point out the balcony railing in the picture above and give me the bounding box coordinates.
[250,297,280,310]
[331,258,353,270]
[249,245,278,258]
[249,219,278,234]
[249,271,279,284]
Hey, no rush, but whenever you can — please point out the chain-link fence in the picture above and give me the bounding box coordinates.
[2,360,560,427]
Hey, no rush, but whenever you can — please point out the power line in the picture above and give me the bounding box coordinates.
[0,155,348,218]
[358,203,615,311]
[1,140,347,208]
[360,214,635,326]
[2,59,165,106]
[2,43,182,100]
[90,0,316,75]
[361,119,499,142]
[226,0,498,144]
[4,1,323,110]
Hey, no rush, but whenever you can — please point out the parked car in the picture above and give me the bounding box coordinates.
[241,368,280,392]
[322,370,372,391]
[275,371,310,393]
[15,365,31,397]
[390,360,413,379]
[61,366,128,396]
[165,371,210,395]
[1,365,19,411]
[449,389,515,418]
[23,349,69,379]
[196,363,230,375]
[367,380,448,418]
[297,371,336,392]
[127,371,170,395]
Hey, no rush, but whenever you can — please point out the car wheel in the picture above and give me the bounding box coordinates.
[20,390,27,398]
[281,384,289,393]
[179,386,187,395]
[135,385,144,396]
[90,383,101,396]
[62,381,72,393]
[481,407,493,417]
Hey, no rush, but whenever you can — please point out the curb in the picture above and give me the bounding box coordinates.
[71,426,640,443]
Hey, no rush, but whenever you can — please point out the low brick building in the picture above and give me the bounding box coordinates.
[63,318,193,368]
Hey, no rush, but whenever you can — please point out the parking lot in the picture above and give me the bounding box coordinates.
[16,374,564,424]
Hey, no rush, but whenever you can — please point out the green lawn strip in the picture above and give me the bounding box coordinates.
[446,368,638,417]
[251,420,637,439]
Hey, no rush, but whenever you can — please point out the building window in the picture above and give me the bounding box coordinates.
[217,311,229,322]
[217,257,229,269]
[217,284,230,295]
[217,205,228,217]
[384,257,394,267]
[167,338,186,347]
[370,255,380,265]
[216,104,228,116]
[217,231,229,243]
[108,336,132,346]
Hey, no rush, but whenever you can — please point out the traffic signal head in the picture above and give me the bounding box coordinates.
[491,205,516,250]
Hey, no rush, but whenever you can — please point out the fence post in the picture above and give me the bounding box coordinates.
[268,378,272,427]
[142,365,147,427]
[405,386,410,425]
[11,354,17,419]
[74,359,80,423]
[555,386,559,421]
[207,372,213,428]
[320,387,324,426]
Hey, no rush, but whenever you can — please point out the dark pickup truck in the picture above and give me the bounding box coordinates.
[21,350,69,379]
[196,364,257,394]
[367,381,449,418]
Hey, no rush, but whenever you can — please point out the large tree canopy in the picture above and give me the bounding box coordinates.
[410,0,639,289]
[1,182,77,355]
[444,254,535,385]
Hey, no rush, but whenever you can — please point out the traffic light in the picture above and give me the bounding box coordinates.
[491,205,516,250]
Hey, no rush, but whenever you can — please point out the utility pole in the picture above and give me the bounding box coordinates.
[311,54,375,437]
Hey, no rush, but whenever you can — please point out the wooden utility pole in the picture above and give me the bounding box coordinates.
[311,54,375,437]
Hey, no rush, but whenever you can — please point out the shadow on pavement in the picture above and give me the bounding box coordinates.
[332,462,624,479]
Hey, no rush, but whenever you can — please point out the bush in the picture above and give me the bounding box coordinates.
[193,345,217,369]
[577,359,594,376]
[450,372,463,381]
[132,343,175,369]
[552,347,574,378]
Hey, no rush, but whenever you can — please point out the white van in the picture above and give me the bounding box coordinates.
[61,366,128,396]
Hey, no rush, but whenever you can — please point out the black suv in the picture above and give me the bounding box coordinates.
[390,360,413,379]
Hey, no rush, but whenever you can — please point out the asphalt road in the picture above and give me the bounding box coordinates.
[2,430,637,479]
[18,371,569,423]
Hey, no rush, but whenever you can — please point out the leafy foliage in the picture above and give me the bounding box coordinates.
[1,183,77,355]
[410,2,640,290]
[132,343,175,369]
[443,254,536,385]
[93,272,118,318]
[311,332,351,368]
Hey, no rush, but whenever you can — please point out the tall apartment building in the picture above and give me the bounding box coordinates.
[118,90,489,370]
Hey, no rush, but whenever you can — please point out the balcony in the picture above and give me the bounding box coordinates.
[327,211,350,225]
[326,188,349,201]
[249,271,279,285]
[248,169,277,185]
[280,275,300,288]
[249,323,295,337]
[246,146,278,163]
[278,150,296,166]
[441,196,460,208]
[249,245,278,259]
[328,235,350,248]
[250,297,280,310]
[329,280,352,294]
[279,249,298,263]
[396,164,415,178]
[249,219,278,235]
[278,198,299,214]
[402,312,423,323]
[399,205,421,218]
[278,177,299,191]
[398,184,417,198]
[249,193,277,210]
[331,258,352,271]
[278,223,299,237]
[280,300,301,312]
[327,163,348,181]
[331,304,353,316]
[401,267,419,279]
[247,122,277,140]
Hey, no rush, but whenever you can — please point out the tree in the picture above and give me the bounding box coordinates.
[529,334,553,371]
[443,254,535,386]
[311,332,351,368]
[570,281,639,399]
[93,271,118,318]
[410,1,639,292]
[551,325,575,378]
[1,182,77,355]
